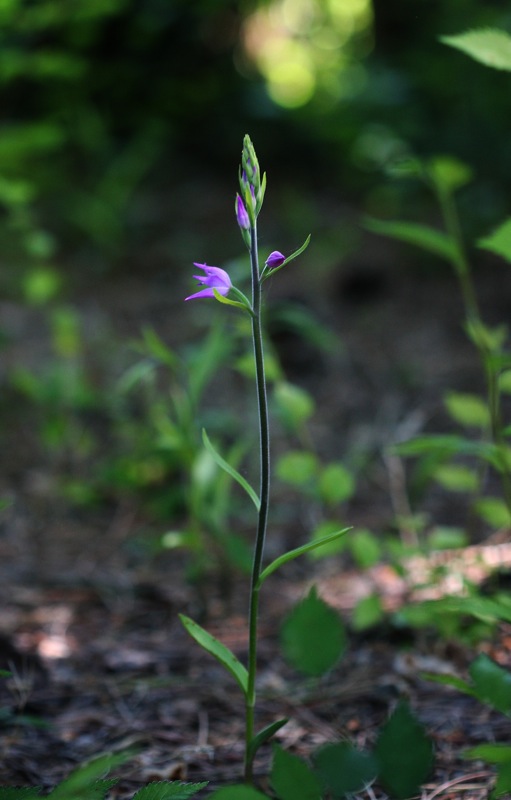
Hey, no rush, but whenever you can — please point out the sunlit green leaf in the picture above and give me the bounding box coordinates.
[440,28,511,71]
[349,528,382,569]
[318,463,355,506]
[464,743,511,763]
[479,218,511,264]
[276,451,318,487]
[427,155,473,193]
[444,391,490,428]
[474,497,511,529]
[433,464,478,492]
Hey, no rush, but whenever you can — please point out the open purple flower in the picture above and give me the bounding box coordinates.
[265,251,286,270]
[185,263,232,301]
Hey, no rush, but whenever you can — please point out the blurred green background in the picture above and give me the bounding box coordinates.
[0,0,510,299]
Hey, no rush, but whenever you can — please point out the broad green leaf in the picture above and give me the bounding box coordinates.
[440,29,511,71]
[271,745,322,800]
[179,615,248,695]
[474,497,511,529]
[499,370,511,394]
[375,702,434,799]
[352,594,384,631]
[479,218,511,264]
[494,761,511,799]
[318,463,355,506]
[312,741,378,796]
[246,719,289,765]
[464,743,511,763]
[208,787,268,800]
[274,381,315,431]
[349,528,382,569]
[132,783,208,800]
[202,429,260,512]
[444,391,490,428]
[470,654,511,714]
[257,528,350,586]
[280,587,346,676]
[276,451,318,487]
[433,464,478,492]
[364,217,456,261]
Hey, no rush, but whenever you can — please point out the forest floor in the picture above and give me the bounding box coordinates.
[1,215,511,799]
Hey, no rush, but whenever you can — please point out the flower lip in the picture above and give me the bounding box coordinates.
[265,251,286,270]
[185,263,232,301]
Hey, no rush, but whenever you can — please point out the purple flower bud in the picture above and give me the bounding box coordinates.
[265,251,286,270]
[236,194,250,230]
[185,264,232,301]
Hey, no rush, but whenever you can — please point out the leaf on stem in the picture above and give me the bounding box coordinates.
[202,429,260,512]
[257,528,350,586]
[261,235,311,280]
[212,288,250,312]
[364,217,456,262]
[246,719,289,765]
[179,614,248,695]
[478,218,511,264]
[440,28,511,71]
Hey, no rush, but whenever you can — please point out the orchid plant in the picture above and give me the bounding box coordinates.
[179,135,347,784]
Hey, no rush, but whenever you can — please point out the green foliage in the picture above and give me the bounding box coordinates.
[271,746,322,800]
[374,702,434,799]
[178,615,248,695]
[479,218,511,263]
[312,741,378,797]
[364,217,456,262]
[280,587,347,676]
[352,594,384,631]
[444,391,490,429]
[440,29,511,71]
[208,788,268,800]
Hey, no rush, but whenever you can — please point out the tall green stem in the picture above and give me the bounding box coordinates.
[245,221,271,783]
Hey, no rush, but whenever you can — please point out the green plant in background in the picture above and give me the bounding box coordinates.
[366,28,511,542]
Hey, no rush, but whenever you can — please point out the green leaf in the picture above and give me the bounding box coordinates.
[208,787,268,800]
[364,217,457,261]
[422,671,476,696]
[257,528,350,586]
[352,594,384,631]
[261,234,311,280]
[276,451,318,487]
[440,28,511,71]
[274,381,315,431]
[427,156,473,193]
[212,288,251,312]
[427,526,468,549]
[0,791,42,800]
[48,754,133,800]
[179,615,248,695]
[433,464,478,492]
[312,741,378,797]
[479,218,511,264]
[246,719,289,765]
[280,587,347,676]
[202,429,260,512]
[132,783,208,800]
[469,654,511,714]
[140,326,178,368]
[271,746,322,800]
[307,520,349,560]
[318,463,355,506]
[474,497,511,529]
[375,702,434,799]
[494,761,511,799]
[349,528,382,569]
[499,370,511,394]
[444,391,490,428]
[464,743,511,763]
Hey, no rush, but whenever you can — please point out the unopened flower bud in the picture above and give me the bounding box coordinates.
[265,251,286,270]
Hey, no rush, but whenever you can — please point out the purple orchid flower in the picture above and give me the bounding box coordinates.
[265,251,286,270]
[185,263,232,301]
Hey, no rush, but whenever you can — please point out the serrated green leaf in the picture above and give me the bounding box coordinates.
[444,391,490,428]
[479,218,511,264]
[246,719,289,765]
[132,782,208,800]
[375,702,434,799]
[179,615,248,695]
[208,787,268,800]
[440,28,511,71]
[48,753,131,800]
[364,217,456,261]
[202,429,260,512]
[280,587,346,676]
[257,527,350,587]
[271,746,322,800]
[312,741,378,796]
[469,654,511,714]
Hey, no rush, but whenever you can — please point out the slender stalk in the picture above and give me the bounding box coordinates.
[244,221,271,783]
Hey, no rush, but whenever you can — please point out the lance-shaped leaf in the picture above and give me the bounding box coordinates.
[212,288,253,314]
[202,429,260,512]
[260,235,311,280]
[440,28,511,71]
[246,718,289,766]
[257,528,350,587]
[179,614,248,695]
[364,217,457,262]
